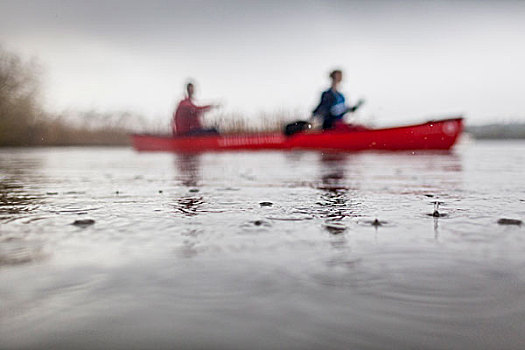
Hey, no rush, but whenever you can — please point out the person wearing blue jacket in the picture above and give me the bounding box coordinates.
[312,70,363,130]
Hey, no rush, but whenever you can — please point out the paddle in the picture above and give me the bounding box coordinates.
[347,99,365,113]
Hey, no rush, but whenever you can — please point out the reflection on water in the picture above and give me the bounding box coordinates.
[1,144,525,349]
[0,154,45,267]
[0,157,42,221]
[173,154,206,216]
[175,153,201,187]
[317,153,354,234]
[174,196,205,216]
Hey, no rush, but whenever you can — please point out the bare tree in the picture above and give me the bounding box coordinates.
[0,45,43,146]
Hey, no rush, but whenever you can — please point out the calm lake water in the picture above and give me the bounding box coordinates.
[1,141,525,349]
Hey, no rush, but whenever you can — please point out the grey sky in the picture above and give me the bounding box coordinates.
[1,0,525,126]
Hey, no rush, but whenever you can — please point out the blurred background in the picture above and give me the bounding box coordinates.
[1,0,525,145]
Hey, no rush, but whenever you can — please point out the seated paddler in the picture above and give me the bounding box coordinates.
[312,69,364,131]
[172,82,219,136]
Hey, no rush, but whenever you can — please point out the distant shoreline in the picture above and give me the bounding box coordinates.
[2,123,525,149]
[465,124,525,140]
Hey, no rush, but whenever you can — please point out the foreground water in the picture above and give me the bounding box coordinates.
[1,141,524,349]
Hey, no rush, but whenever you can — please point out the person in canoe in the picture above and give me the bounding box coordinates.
[312,69,364,130]
[172,82,219,136]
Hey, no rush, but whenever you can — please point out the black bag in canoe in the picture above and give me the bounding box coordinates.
[284,120,311,136]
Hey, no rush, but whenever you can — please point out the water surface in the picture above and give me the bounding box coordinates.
[1,141,524,349]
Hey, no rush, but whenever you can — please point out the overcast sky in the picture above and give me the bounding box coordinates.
[1,0,525,126]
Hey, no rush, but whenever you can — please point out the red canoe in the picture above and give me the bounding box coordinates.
[131,117,463,153]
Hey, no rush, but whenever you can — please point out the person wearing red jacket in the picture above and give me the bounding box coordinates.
[172,82,218,136]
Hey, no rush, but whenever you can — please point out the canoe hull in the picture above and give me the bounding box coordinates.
[131,117,463,153]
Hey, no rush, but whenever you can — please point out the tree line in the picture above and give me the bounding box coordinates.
[0,45,149,147]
